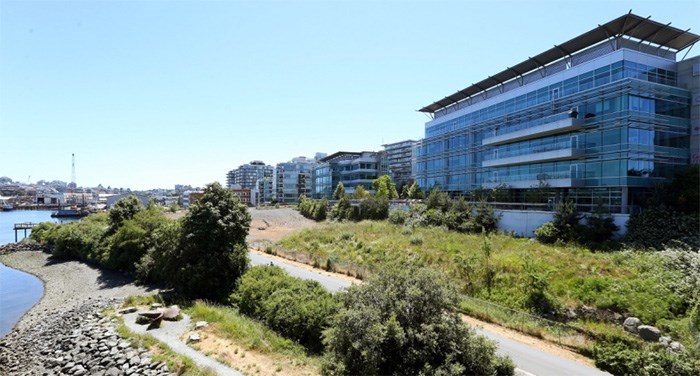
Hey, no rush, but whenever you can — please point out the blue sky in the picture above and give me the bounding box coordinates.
[1,0,699,190]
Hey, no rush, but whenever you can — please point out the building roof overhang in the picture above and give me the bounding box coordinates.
[419,12,700,114]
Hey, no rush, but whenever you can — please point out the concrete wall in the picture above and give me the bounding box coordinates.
[496,209,629,238]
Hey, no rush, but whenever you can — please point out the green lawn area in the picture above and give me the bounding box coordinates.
[276,220,695,350]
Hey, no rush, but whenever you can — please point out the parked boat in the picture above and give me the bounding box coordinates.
[2,205,14,211]
[51,207,89,218]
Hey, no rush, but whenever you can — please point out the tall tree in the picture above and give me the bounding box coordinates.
[165,182,251,300]
[353,185,370,199]
[407,181,423,199]
[333,182,346,200]
[372,175,398,199]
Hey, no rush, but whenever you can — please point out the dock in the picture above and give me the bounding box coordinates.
[13,222,38,242]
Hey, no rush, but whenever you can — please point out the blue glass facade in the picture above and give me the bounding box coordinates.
[416,48,692,213]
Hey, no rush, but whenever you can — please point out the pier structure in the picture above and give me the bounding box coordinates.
[13,222,37,242]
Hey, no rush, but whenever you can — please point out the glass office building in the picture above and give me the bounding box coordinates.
[275,157,317,203]
[415,14,699,213]
[312,151,388,199]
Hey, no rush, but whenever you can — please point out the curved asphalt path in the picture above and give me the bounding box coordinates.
[249,250,610,376]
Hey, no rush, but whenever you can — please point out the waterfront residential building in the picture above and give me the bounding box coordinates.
[182,190,202,208]
[230,188,252,206]
[275,157,317,204]
[226,161,274,190]
[415,13,699,213]
[311,151,388,199]
[252,177,274,205]
[383,139,418,189]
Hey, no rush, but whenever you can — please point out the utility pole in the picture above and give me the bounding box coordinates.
[71,153,76,188]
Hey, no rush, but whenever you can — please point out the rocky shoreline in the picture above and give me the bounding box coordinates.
[0,243,168,375]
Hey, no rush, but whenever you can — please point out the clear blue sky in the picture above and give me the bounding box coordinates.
[1,0,698,190]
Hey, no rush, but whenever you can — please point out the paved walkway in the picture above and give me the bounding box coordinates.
[122,312,243,376]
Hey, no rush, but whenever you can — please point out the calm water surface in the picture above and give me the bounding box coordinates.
[0,210,58,337]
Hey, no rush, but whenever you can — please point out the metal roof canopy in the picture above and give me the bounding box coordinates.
[419,12,700,114]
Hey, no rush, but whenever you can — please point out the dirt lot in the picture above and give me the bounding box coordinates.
[247,207,319,244]
[166,207,318,246]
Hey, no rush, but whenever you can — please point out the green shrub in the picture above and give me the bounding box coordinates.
[135,221,180,283]
[231,265,339,353]
[444,198,473,232]
[552,199,582,242]
[108,195,143,232]
[50,214,108,260]
[423,208,445,227]
[358,196,389,220]
[29,222,59,245]
[690,301,700,351]
[534,222,559,244]
[425,188,450,212]
[584,207,619,244]
[313,199,329,221]
[521,257,559,316]
[322,264,514,375]
[594,342,698,376]
[625,207,700,250]
[331,196,354,221]
[472,200,499,233]
[387,209,407,225]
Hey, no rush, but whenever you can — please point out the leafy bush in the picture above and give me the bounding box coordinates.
[372,175,398,199]
[29,222,59,245]
[535,200,583,244]
[164,182,250,301]
[108,195,143,232]
[690,301,700,351]
[331,196,354,221]
[298,196,328,221]
[534,222,559,244]
[358,196,389,220]
[135,220,181,283]
[584,209,619,245]
[425,188,450,212]
[43,213,108,260]
[594,342,698,376]
[407,182,423,199]
[387,209,407,225]
[444,198,473,232]
[232,265,339,352]
[473,200,499,233]
[333,182,346,200]
[552,199,582,242]
[625,207,700,250]
[521,257,559,315]
[322,264,514,376]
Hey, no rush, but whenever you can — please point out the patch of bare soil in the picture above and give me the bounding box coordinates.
[184,327,319,376]
[247,208,319,244]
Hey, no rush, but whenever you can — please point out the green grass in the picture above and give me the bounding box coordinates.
[186,301,320,368]
[277,220,695,351]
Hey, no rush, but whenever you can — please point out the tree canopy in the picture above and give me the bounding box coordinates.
[373,175,398,199]
[165,182,251,300]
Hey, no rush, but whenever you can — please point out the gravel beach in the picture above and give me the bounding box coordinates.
[0,245,163,375]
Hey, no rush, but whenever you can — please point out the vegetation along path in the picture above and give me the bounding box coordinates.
[248,248,610,376]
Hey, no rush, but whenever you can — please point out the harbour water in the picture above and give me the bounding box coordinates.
[0,210,57,337]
